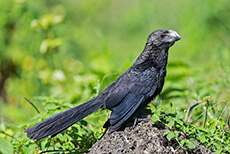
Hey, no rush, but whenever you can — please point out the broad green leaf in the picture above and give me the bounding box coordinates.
[166,132,175,141]
[151,114,160,124]
[0,138,13,154]
[186,139,196,149]
[168,120,175,128]
[22,144,37,154]
[179,139,186,146]
[215,149,222,154]
[175,118,184,125]
[198,134,206,143]
[174,131,180,137]
[163,130,170,136]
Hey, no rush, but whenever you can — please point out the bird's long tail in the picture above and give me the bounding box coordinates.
[25,96,103,140]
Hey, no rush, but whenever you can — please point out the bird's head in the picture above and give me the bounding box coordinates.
[147,29,181,49]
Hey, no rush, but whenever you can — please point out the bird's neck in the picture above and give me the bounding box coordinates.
[133,46,169,71]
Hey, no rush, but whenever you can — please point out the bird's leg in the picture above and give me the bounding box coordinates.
[132,118,138,129]
[132,111,152,129]
[132,117,152,128]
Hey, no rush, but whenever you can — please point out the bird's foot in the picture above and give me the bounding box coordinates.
[132,116,152,129]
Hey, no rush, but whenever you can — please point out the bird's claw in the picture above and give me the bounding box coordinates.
[132,117,152,129]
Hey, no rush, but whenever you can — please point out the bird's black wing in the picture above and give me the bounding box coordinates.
[104,66,158,132]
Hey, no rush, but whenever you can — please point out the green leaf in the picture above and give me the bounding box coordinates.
[198,134,206,143]
[168,120,175,128]
[166,132,175,141]
[44,103,57,110]
[174,131,180,137]
[186,139,196,149]
[175,118,184,126]
[198,127,208,132]
[0,138,13,154]
[215,149,222,154]
[163,130,170,136]
[22,144,37,154]
[179,139,186,146]
[151,114,160,124]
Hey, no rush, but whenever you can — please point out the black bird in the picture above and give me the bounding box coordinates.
[25,29,181,140]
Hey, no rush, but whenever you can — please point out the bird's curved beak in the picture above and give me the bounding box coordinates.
[168,30,181,42]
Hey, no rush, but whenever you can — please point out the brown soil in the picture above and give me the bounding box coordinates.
[88,120,213,154]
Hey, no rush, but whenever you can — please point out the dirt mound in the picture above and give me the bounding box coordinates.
[89,120,213,154]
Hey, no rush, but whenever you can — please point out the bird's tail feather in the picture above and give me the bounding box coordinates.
[25,96,103,140]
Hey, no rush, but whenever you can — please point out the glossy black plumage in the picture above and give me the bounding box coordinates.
[25,29,181,140]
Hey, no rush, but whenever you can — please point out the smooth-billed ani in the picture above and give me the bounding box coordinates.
[25,29,181,140]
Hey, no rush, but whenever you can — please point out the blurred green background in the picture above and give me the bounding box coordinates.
[0,0,230,152]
